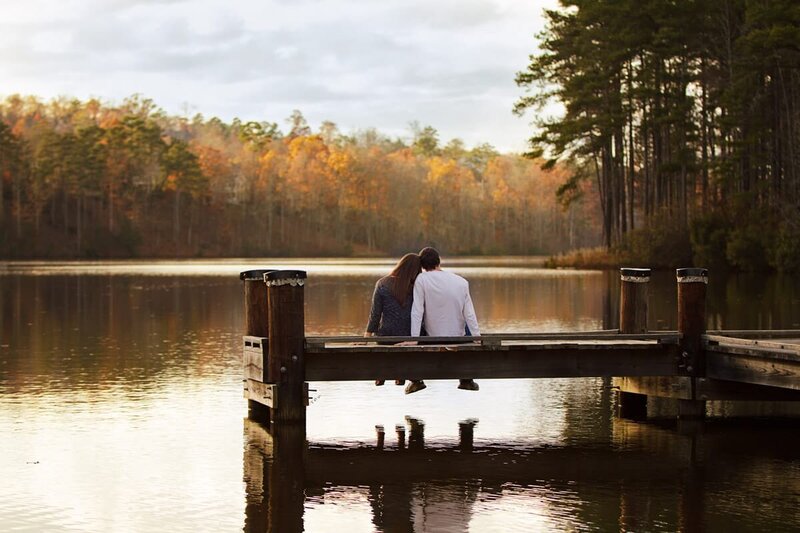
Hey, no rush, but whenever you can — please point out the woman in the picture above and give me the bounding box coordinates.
[365,253,422,388]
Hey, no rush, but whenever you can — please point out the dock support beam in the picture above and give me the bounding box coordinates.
[241,269,274,424]
[266,270,308,424]
[617,268,651,419]
[677,267,709,419]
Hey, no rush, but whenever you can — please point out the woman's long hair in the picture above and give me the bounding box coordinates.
[388,253,421,306]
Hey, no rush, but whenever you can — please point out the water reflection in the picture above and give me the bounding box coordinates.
[1,261,800,532]
[245,417,800,532]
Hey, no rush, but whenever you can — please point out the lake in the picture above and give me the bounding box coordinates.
[1,258,799,532]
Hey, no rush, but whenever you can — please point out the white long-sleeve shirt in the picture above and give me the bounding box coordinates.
[410,269,480,337]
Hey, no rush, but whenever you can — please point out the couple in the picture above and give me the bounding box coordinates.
[364,247,481,394]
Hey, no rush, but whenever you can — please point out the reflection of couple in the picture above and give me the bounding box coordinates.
[368,418,479,533]
[364,247,481,394]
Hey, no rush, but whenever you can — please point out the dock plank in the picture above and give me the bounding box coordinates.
[305,342,680,381]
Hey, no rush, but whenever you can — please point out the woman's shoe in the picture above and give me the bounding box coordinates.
[457,379,479,391]
[405,380,427,394]
[375,380,385,386]
[395,380,405,385]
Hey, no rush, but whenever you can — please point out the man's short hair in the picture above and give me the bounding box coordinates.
[419,247,440,271]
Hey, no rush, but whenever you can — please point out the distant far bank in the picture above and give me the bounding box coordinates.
[0,95,600,262]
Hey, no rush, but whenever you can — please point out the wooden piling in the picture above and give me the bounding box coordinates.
[677,267,708,419]
[241,269,274,423]
[619,268,650,334]
[241,269,273,337]
[266,270,308,424]
[617,268,651,419]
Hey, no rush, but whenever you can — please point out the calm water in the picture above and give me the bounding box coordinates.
[1,258,799,532]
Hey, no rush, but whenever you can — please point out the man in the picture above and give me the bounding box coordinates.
[406,247,480,394]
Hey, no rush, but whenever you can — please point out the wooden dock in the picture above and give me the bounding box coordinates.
[239,267,800,427]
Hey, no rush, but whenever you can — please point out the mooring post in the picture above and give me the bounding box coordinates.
[617,268,651,419]
[458,419,477,451]
[241,269,274,423]
[677,267,708,419]
[265,270,308,424]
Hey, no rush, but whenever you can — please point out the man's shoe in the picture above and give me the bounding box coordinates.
[395,380,406,385]
[375,380,385,386]
[458,379,479,391]
[405,380,427,394]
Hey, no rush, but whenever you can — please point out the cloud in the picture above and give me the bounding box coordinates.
[0,0,558,151]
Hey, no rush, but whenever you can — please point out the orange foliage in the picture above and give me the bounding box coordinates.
[0,95,602,258]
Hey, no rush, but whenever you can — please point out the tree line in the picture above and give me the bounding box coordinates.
[0,95,599,258]
[516,0,800,271]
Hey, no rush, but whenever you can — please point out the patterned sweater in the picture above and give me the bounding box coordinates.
[366,276,414,336]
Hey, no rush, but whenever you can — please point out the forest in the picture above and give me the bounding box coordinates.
[517,0,800,271]
[2,1,797,268]
[0,95,599,259]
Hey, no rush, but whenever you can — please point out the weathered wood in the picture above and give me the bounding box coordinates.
[307,338,675,353]
[619,268,650,333]
[241,269,273,338]
[618,375,800,401]
[677,268,708,376]
[305,331,679,347]
[706,348,800,391]
[617,268,651,418]
[705,329,800,339]
[305,342,681,381]
[241,269,273,423]
[244,379,278,407]
[704,334,800,354]
[267,270,307,423]
[243,337,267,382]
[618,376,693,400]
[676,267,709,418]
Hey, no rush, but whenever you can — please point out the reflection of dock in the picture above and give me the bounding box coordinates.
[243,416,800,532]
[239,268,800,428]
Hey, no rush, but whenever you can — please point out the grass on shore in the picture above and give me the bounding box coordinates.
[545,247,625,269]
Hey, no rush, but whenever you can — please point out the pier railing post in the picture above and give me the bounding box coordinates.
[266,270,308,424]
[241,269,274,423]
[617,268,651,419]
[677,267,708,419]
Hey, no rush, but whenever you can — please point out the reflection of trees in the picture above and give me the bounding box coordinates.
[649,270,800,332]
[0,275,242,392]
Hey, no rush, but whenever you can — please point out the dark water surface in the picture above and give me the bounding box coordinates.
[1,259,799,532]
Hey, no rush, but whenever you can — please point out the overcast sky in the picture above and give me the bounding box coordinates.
[1,0,558,152]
